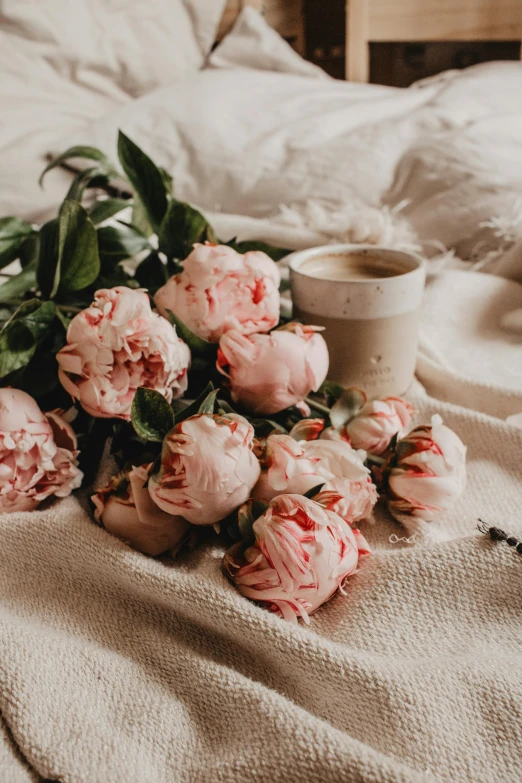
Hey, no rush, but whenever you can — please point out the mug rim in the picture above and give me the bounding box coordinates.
[287,243,425,285]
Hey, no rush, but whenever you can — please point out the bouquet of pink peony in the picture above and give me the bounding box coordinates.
[0,135,467,623]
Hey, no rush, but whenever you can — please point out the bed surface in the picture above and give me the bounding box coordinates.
[0,8,521,783]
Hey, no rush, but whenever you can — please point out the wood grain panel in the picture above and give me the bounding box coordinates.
[218,0,303,43]
[369,0,522,41]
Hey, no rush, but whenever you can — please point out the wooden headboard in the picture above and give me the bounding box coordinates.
[218,0,304,52]
[219,0,522,82]
[346,0,522,80]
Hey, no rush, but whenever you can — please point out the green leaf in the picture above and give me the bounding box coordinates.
[226,239,289,262]
[174,383,214,425]
[0,299,56,378]
[0,262,37,303]
[117,131,167,232]
[97,222,151,265]
[330,388,366,431]
[304,483,326,499]
[56,200,100,294]
[89,198,131,225]
[134,252,169,292]
[319,380,346,401]
[158,199,214,261]
[18,233,39,269]
[166,309,217,359]
[159,167,174,195]
[65,166,111,202]
[131,196,153,237]
[36,219,60,299]
[39,145,111,187]
[238,499,268,539]
[250,418,288,437]
[198,388,219,415]
[55,308,71,330]
[131,387,175,442]
[0,217,34,270]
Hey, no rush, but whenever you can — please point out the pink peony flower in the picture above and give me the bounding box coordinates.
[323,396,415,455]
[223,493,370,623]
[217,323,329,416]
[387,414,467,531]
[154,243,280,342]
[253,434,377,524]
[92,464,190,556]
[0,389,83,513]
[57,286,190,420]
[148,413,260,525]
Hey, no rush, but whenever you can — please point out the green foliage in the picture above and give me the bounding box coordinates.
[56,200,100,295]
[173,383,215,425]
[134,252,169,293]
[0,262,37,303]
[0,217,34,269]
[226,239,290,262]
[165,309,218,359]
[158,199,215,262]
[0,299,56,379]
[36,202,100,299]
[197,388,219,415]
[36,219,59,298]
[131,387,175,442]
[304,483,326,499]
[89,198,131,226]
[329,387,366,430]
[39,146,114,187]
[97,222,151,266]
[117,131,167,232]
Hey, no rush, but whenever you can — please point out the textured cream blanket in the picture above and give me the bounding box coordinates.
[1,271,522,783]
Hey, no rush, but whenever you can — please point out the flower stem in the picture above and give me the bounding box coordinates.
[305,397,331,416]
[57,304,84,314]
[366,454,385,466]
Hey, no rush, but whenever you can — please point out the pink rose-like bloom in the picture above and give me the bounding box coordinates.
[253,434,377,524]
[57,287,190,420]
[92,465,190,556]
[217,323,329,416]
[387,414,467,531]
[223,493,370,624]
[149,413,260,525]
[0,389,83,513]
[154,243,280,342]
[323,396,415,455]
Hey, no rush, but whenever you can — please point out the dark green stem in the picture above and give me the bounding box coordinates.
[305,397,331,416]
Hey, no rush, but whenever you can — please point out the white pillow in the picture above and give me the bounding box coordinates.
[0,0,226,97]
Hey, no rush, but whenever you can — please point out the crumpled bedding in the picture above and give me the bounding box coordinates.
[2,7,522,271]
[1,8,522,782]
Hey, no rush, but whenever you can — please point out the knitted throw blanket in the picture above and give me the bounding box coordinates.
[1,271,521,783]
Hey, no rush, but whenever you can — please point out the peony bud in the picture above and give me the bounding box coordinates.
[387,414,467,531]
[217,323,329,416]
[252,433,377,524]
[154,243,280,341]
[344,396,414,454]
[148,413,260,525]
[223,493,370,623]
[322,395,414,456]
[92,464,190,556]
[57,286,190,420]
[0,388,83,512]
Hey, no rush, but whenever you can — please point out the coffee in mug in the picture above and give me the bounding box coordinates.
[288,245,426,396]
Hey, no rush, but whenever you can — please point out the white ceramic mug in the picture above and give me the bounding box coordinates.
[288,244,426,396]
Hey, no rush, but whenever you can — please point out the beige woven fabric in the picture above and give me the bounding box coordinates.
[1,273,521,783]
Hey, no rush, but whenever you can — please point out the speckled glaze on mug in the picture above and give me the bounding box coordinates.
[288,244,426,396]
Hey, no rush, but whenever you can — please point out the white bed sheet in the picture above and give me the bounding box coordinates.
[2,8,522,268]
